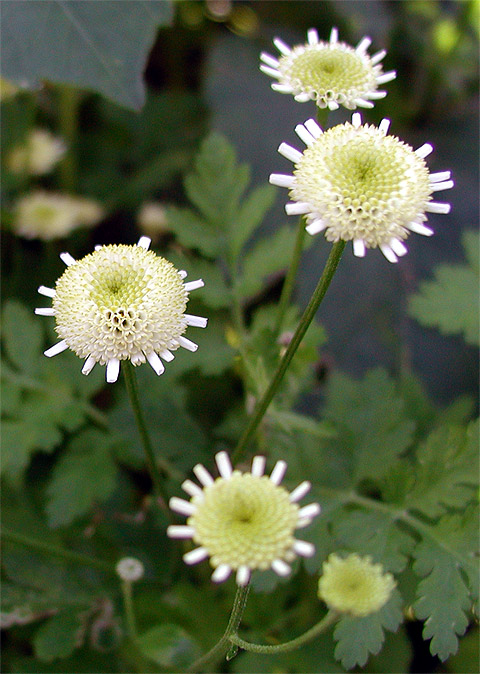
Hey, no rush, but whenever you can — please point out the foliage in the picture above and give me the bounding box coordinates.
[1,2,478,674]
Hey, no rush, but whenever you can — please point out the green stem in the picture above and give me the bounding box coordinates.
[58,85,80,192]
[274,216,307,336]
[121,580,138,640]
[232,240,346,464]
[122,361,177,505]
[186,585,250,672]
[229,610,339,654]
[1,528,115,575]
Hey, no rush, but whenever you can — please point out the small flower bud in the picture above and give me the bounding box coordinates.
[115,557,144,582]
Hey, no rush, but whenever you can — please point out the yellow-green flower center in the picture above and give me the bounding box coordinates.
[292,123,432,247]
[188,473,299,570]
[278,44,378,107]
[53,244,188,364]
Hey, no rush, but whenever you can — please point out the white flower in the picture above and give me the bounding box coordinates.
[260,27,396,110]
[8,129,66,175]
[270,114,454,262]
[318,553,396,617]
[116,557,144,582]
[35,237,208,383]
[167,451,320,586]
[13,191,103,241]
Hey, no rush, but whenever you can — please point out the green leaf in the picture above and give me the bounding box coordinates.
[45,430,117,528]
[332,510,416,573]
[2,300,43,375]
[408,230,479,345]
[412,507,478,661]
[1,0,173,110]
[229,184,277,261]
[184,133,250,228]
[333,591,403,669]
[33,610,85,662]
[137,623,200,669]
[1,419,62,479]
[403,421,478,518]
[165,206,224,257]
[323,368,415,485]
[236,225,298,300]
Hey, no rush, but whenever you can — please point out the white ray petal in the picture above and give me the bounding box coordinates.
[269,173,295,188]
[271,83,295,93]
[251,455,266,477]
[380,243,398,263]
[355,98,375,109]
[293,540,315,557]
[285,202,311,216]
[356,36,372,54]
[353,239,366,257]
[278,142,303,163]
[389,238,408,257]
[270,460,287,485]
[271,559,291,576]
[297,503,321,521]
[212,564,232,583]
[370,49,386,65]
[259,64,280,79]
[351,112,362,128]
[430,171,451,183]
[426,202,451,214]
[326,100,340,110]
[60,252,76,266]
[106,358,120,383]
[38,285,56,298]
[184,314,208,328]
[295,124,316,147]
[415,143,433,158]
[146,351,165,375]
[295,92,314,103]
[183,547,209,565]
[193,463,214,487]
[35,308,55,316]
[181,479,204,499]
[289,481,311,503]
[178,269,188,279]
[167,525,195,539]
[273,37,291,56]
[178,336,198,352]
[366,90,387,100]
[137,236,151,249]
[305,219,327,235]
[430,180,454,192]
[169,497,196,517]
[376,70,396,84]
[159,349,175,362]
[307,28,319,44]
[407,222,434,236]
[184,279,204,292]
[236,566,251,586]
[330,27,339,44]
[82,355,97,375]
[215,451,233,479]
[44,340,68,358]
[304,118,323,138]
[260,52,279,68]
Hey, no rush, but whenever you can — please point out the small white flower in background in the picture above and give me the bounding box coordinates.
[35,237,207,383]
[260,27,396,110]
[270,114,453,262]
[167,451,320,587]
[115,557,144,582]
[13,191,103,241]
[8,129,66,175]
[137,202,168,241]
[318,553,396,617]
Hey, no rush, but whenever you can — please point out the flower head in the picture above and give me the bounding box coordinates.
[116,557,144,582]
[35,237,207,382]
[8,129,66,175]
[137,202,168,241]
[318,553,396,617]
[270,114,453,262]
[13,191,103,240]
[167,452,320,586]
[260,27,396,110]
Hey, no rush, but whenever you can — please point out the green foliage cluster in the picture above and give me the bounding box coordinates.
[1,2,478,673]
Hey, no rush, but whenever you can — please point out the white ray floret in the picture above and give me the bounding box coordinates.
[167,452,321,586]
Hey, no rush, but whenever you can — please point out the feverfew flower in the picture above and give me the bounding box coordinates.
[35,237,207,383]
[8,129,66,175]
[13,191,103,241]
[318,553,396,617]
[116,557,144,582]
[260,27,396,110]
[167,452,320,586]
[270,114,454,262]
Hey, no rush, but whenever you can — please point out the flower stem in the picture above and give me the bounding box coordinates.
[120,580,138,640]
[122,361,175,505]
[229,609,339,654]
[232,240,346,464]
[186,585,250,672]
[274,216,307,336]
[1,528,115,575]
